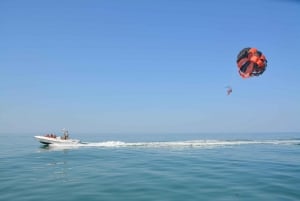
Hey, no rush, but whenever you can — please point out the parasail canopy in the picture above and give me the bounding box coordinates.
[236,47,267,78]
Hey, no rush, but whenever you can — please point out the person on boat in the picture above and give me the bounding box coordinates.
[62,130,69,140]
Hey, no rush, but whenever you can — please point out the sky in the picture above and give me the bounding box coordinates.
[1,0,300,135]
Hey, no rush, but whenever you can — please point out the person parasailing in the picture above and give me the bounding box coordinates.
[226,86,232,95]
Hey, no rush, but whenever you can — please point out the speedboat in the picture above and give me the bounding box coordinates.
[34,135,80,145]
[34,129,80,145]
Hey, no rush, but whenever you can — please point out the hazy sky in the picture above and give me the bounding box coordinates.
[1,0,300,134]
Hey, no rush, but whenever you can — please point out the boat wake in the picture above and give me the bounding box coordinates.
[46,139,300,149]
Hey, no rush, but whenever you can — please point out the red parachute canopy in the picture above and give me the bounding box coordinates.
[236,47,267,78]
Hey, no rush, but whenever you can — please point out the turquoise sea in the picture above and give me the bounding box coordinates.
[1,132,300,201]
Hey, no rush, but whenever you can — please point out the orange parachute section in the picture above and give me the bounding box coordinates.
[236,47,267,78]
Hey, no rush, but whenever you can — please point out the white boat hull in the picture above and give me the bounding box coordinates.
[34,136,80,145]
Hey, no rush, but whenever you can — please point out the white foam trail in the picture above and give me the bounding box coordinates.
[48,139,300,149]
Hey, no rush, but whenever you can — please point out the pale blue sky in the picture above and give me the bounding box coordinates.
[1,0,300,134]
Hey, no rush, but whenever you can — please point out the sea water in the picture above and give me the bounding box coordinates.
[1,132,300,201]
